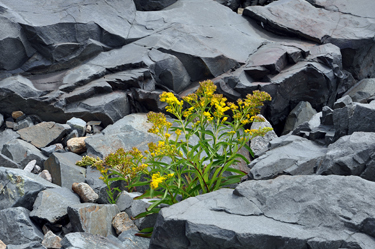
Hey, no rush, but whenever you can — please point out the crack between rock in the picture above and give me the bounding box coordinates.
[306,1,375,19]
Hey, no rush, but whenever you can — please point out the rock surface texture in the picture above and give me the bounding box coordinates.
[1,0,375,248]
[150,175,375,249]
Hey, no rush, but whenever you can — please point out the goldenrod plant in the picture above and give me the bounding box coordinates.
[77,80,272,236]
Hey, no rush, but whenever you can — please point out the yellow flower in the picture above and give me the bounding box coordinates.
[175,129,182,136]
[167,173,175,178]
[165,133,171,139]
[150,172,167,189]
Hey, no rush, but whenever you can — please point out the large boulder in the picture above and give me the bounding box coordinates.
[243,0,375,80]
[150,175,375,248]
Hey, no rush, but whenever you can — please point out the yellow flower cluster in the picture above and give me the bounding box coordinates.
[160,92,183,116]
[245,127,273,137]
[148,141,182,158]
[150,172,175,189]
[147,112,172,136]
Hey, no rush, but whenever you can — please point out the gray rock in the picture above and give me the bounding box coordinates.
[1,138,46,167]
[85,113,160,158]
[60,232,126,249]
[0,207,44,245]
[126,198,161,231]
[6,242,47,249]
[249,135,327,179]
[41,144,64,157]
[0,167,57,210]
[333,95,353,109]
[133,0,177,11]
[243,0,375,79]
[0,154,20,168]
[13,116,34,131]
[344,78,375,103]
[282,101,317,135]
[250,115,277,155]
[116,191,142,212]
[0,129,19,152]
[150,175,375,249]
[30,187,81,224]
[42,231,62,249]
[118,229,150,249]
[316,132,375,177]
[348,101,375,134]
[66,117,87,137]
[67,203,119,237]
[320,106,333,126]
[44,152,85,189]
[17,122,70,148]
[0,114,3,128]
[213,0,241,11]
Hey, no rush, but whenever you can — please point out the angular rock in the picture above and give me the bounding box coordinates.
[72,182,99,203]
[250,115,277,155]
[66,117,86,137]
[6,242,47,249]
[30,187,81,224]
[17,122,70,148]
[116,191,142,212]
[67,203,119,237]
[249,135,327,179]
[243,0,375,79]
[60,232,126,249]
[118,229,150,249]
[150,175,375,248]
[0,154,20,168]
[42,231,62,249]
[67,137,87,154]
[0,240,4,249]
[0,114,3,128]
[282,101,317,135]
[344,78,375,103]
[1,138,46,167]
[40,143,64,157]
[316,132,375,178]
[24,159,37,172]
[112,212,138,235]
[126,198,160,230]
[13,116,34,131]
[0,167,57,210]
[348,101,375,134]
[85,113,160,158]
[43,152,85,189]
[0,207,43,245]
[0,129,19,152]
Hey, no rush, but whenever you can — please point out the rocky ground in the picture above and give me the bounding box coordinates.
[1,0,375,248]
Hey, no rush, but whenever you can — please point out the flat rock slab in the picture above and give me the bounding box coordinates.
[61,232,126,249]
[0,207,44,245]
[17,122,70,148]
[0,167,57,210]
[30,187,81,224]
[150,175,375,248]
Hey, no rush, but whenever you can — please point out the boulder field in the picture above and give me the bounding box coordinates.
[1,0,375,248]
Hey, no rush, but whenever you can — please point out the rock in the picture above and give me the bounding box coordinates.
[214,0,242,11]
[17,122,70,148]
[13,116,34,131]
[243,0,375,80]
[67,203,119,237]
[333,95,353,109]
[316,132,375,179]
[118,229,150,249]
[67,137,87,154]
[150,175,375,248]
[85,113,160,158]
[23,159,37,172]
[0,167,57,210]
[66,117,87,137]
[43,152,85,189]
[84,167,124,204]
[6,242,47,249]
[282,101,317,135]
[348,101,375,134]
[344,78,375,103]
[11,111,24,120]
[0,114,3,128]
[72,182,99,203]
[250,114,277,155]
[30,187,81,224]
[0,129,19,152]
[39,170,52,182]
[112,212,138,235]
[60,232,126,249]
[5,118,14,129]
[116,191,142,212]
[0,240,5,249]
[42,231,62,249]
[249,135,327,179]
[320,106,334,126]
[0,207,44,245]
[0,154,20,169]
[62,130,78,147]
[126,198,161,230]
[1,138,46,167]
[41,143,64,157]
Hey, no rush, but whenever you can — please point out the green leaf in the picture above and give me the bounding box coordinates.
[135,227,153,238]
[243,143,254,157]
